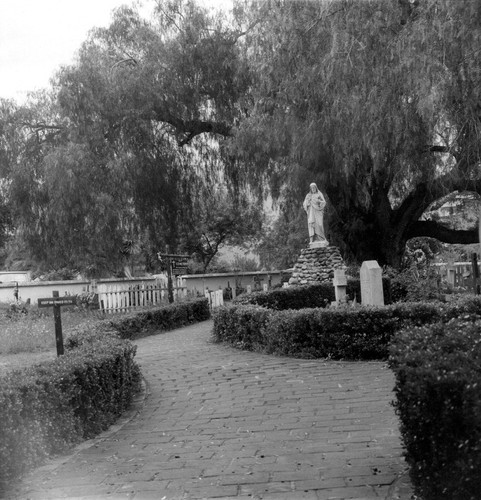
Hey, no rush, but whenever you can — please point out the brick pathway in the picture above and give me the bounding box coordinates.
[7,320,409,500]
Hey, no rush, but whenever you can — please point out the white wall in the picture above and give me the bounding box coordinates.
[2,277,161,305]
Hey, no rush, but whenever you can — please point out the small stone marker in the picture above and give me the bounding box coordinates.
[246,285,252,294]
[446,265,456,286]
[333,269,347,305]
[38,291,77,356]
[360,260,384,306]
[263,284,268,292]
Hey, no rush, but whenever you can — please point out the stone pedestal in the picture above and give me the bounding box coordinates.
[288,246,346,286]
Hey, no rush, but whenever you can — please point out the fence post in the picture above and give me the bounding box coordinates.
[471,253,480,295]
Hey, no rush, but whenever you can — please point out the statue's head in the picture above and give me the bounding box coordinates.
[309,183,318,193]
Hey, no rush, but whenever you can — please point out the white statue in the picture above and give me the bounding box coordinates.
[303,182,329,247]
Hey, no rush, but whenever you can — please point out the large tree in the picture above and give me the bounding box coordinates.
[234,0,481,267]
[3,0,481,273]
[0,1,253,275]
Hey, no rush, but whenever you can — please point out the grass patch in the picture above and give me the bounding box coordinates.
[0,308,106,355]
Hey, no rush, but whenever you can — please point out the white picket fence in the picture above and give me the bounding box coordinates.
[97,280,187,313]
[205,289,224,309]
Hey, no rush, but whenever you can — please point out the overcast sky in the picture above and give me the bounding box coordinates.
[0,0,229,103]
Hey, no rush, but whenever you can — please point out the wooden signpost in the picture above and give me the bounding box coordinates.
[157,250,190,303]
[38,291,77,356]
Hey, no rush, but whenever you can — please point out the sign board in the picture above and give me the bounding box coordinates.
[38,296,77,308]
[158,251,190,303]
[172,258,188,275]
[172,267,188,275]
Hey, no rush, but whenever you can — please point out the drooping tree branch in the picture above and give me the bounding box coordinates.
[149,106,232,145]
[407,220,479,244]
[19,121,63,132]
[176,120,232,146]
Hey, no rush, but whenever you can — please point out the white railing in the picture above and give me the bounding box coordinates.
[98,281,187,313]
[433,261,480,288]
[205,289,224,309]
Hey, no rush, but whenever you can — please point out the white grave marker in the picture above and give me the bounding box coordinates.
[360,260,384,306]
[333,269,347,305]
[446,265,456,286]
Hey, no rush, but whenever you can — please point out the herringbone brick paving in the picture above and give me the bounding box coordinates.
[6,320,409,500]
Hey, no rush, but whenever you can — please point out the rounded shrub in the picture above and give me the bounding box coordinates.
[389,316,481,500]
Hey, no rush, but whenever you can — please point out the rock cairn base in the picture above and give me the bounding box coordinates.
[288,246,346,286]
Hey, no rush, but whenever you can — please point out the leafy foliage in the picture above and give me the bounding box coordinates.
[0,296,210,490]
[0,2,253,276]
[0,325,140,490]
[182,194,262,272]
[390,317,481,500]
[234,0,481,267]
[1,0,481,273]
[213,294,481,359]
[234,278,392,309]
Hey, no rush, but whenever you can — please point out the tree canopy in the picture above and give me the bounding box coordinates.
[0,0,480,274]
[235,0,481,267]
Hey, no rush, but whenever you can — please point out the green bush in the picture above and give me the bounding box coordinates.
[213,296,481,360]
[0,298,209,490]
[105,298,210,339]
[211,304,271,350]
[234,278,392,310]
[234,283,334,309]
[389,317,481,500]
[385,265,446,303]
[0,328,140,489]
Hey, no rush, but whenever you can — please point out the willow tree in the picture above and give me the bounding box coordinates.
[3,1,255,274]
[235,0,481,267]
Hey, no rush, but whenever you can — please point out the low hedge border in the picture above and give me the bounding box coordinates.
[213,296,481,360]
[0,297,210,490]
[0,326,140,490]
[234,279,392,309]
[389,317,481,500]
[104,297,211,339]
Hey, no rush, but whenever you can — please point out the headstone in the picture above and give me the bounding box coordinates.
[333,269,347,305]
[360,260,384,306]
[446,265,456,286]
[263,284,268,292]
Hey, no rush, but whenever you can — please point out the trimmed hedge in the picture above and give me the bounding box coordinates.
[389,317,481,500]
[213,296,481,360]
[105,297,211,339]
[234,278,392,310]
[0,326,140,489]
[0,297,210,490]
